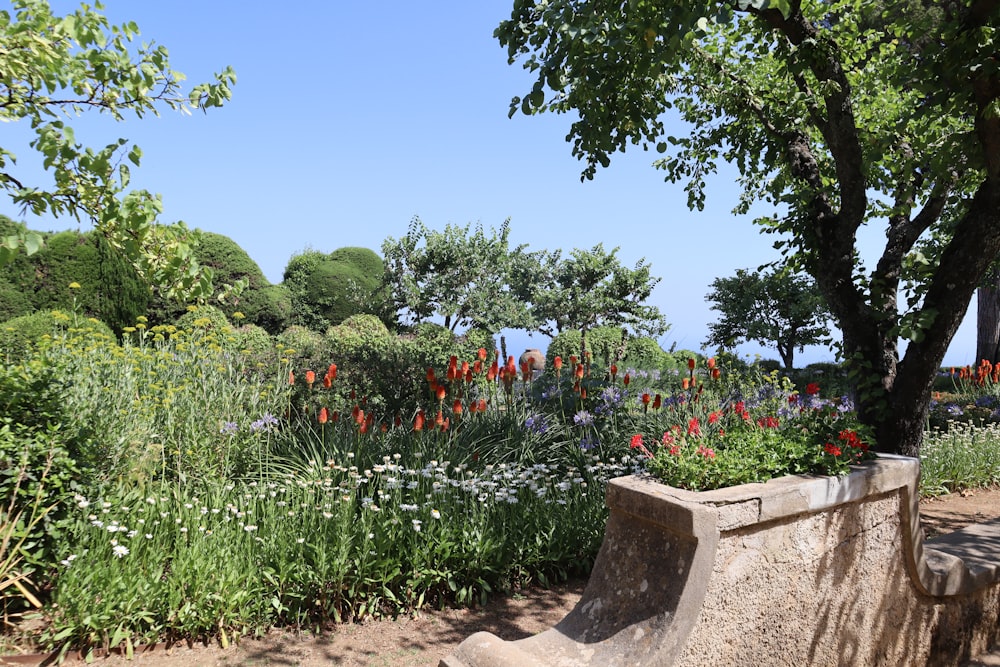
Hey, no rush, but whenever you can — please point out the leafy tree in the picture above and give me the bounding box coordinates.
[527,244,668,361]
[705,268,831,369]
[381,218,534,334]
[0,0,235,298]
[496,0,1000,456]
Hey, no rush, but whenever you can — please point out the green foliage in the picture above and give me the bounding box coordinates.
[283,247,390,332]
[174,304,232,334]
[920,422,1000,496]
[0,310,112,362]
[0,0,235,297]
[382,218,533,334]
[495,0,1000,455]
[528,244,668,349]
[705,268,831,369]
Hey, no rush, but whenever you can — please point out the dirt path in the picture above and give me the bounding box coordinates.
[3,488,998,667]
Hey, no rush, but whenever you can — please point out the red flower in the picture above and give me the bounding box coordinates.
[641,392,651,405]
[435,385,447,402]
[824,442,842,457]
[623,373,631,387]
[757,415,780,429]
[697,445,716,459]
[662,431,675,445]
[707,357,716,369]
[652,394,662,409]
[687,418,701,436]
[669,445,681,456]
[553,356,563,371]
[610,364,618,379]
[478,347,488,361]
[318,407,329,424]
[414,411,425,431]
[708,411,720,425]
[806,383,820,396]
[630,434,644,449]
[711,368,721,380]
[452,399,463,415]
[687,358,696,371]
[426,367,436,382]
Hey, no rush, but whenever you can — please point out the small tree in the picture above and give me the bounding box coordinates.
[705,268,831,369]
[381,218,533,334]
[526,244,669,361]
[0,0,235,298]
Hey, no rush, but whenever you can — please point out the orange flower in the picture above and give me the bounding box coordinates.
[289,371,295,385]
[707,357,716,369]
[711,368,721,380]
[414,410,425,431]
[682,378,691,390]
[473,360,482,374]
[436,385,447,402]
[323,375,332,389]
[687,358,696,371]
[453,399,463,415]
[359,421,368,434]
[581,387,588,399]
[570,355,578,366]
[426,367,436,382]
[505,356,517,375]
[487,362,497,382]
[435,410,445,426]
[441,417,450,432]
[575,363,585,379]
[327,363,337,381]
[305,370,316,386]
[354,408,365,425]
[477,398,487,412]
[553,356,563,371]
[318,407,329,424]
[521,361,532,382]
[478,347,488,361]
[642,392,651,405]
[461,361,470,376]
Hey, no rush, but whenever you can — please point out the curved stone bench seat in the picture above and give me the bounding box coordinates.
[441,455,1000,667]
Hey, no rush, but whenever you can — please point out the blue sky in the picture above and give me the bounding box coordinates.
[3,0,979,367]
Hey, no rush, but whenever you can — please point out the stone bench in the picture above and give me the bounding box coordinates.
[441,455,1000,667]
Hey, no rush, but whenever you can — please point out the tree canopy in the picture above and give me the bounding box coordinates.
[381,218,534,334]
[496,0,1000,456]
[705,268,831,369]
[0,0,235,298]
[526,244,669,353]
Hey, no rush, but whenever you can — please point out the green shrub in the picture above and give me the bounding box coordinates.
[174,304,233,333]
[0,310,113,362]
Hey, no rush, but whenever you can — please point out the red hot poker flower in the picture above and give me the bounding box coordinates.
[553,356,563,371]
[318,407,329,424]
[289,371,295,385]
[687,358,696,371]
[305,370,316,386]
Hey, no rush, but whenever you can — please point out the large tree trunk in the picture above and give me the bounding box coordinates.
[977,269,1000,364]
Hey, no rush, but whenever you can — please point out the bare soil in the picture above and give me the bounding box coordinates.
[3,488,999,667]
